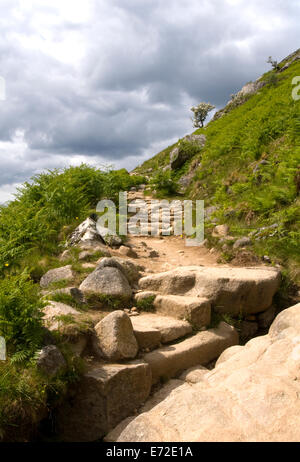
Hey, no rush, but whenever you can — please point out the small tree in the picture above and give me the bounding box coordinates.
[267,56,280,71]
[190,102,215,128]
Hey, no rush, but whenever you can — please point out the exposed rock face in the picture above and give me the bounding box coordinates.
[143,322,238,384]
[36,345,66,377]
[40,265,75,289]
[111,303,300,442]
[169,135,206,170]
[56,360,152,442]
[94,311,138,361]
[79,266,132,299]
[139,266,281,315]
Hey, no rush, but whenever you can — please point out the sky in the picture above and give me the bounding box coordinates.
[0,0,299,202]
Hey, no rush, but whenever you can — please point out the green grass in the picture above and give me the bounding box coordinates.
[135,56,300,283]
[136,295,156,312]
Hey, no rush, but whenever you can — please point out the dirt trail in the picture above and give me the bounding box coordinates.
[124,235,221,272]
[110,189,226,273]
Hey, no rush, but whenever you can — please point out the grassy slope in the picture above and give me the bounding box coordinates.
[135,55,300,284]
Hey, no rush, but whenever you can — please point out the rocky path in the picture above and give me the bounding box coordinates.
[38,187,285,442]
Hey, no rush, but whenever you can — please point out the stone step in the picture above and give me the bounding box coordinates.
[154,294,211,328]
[139,266,281,316]
[134,292,211,329]
[56,360,152,442]
[143,322,238,384]
[130,313,193,350]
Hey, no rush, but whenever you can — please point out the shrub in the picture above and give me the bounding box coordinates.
[151,170,178,197]
[0,272,45,362]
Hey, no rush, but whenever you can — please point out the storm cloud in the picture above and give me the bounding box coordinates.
[0,0,299,201]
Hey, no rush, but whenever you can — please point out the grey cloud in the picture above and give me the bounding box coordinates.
[0,0,299,201]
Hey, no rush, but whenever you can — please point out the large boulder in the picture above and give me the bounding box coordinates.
[139,266,281,315]
[40,265,75,289]
[94,311,138,361]
[97,257,143,287]
[79,266,132,299]
[109,303,300,442]
[56,360,152,442]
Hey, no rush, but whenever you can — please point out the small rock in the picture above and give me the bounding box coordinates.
[149,250,159,258]
[233,237,252,249]
[131,307,138,312]
[263,255,271,263]
[213,224,229,237]
[81,262,96,269]
[118,246,138,258]
[36,345,66,377]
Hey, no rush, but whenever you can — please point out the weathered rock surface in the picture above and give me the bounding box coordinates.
[131,313,192,346]
[111,304,300,442]
[233,237,252,249]
[97,257,143,286]
[139,266,281,315]
[169,135,206,170]
[43,302,80,331]
[143,322,238,384]
[68,217,103,246]
[179,365,208,383]
[94,311,138,361]
[132,323,161,351]
[96,224,123,247]
[79,266,132,298]
[40,265,75,289]
[257,305,276,330]
[213,224,230,237]
[68,217,122,248]
[56,360,152,442]
[36,345,66,377]
[153,294,211,328]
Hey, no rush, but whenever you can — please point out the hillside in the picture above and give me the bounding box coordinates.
[0,49,299,443]
[134,49,300,285]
